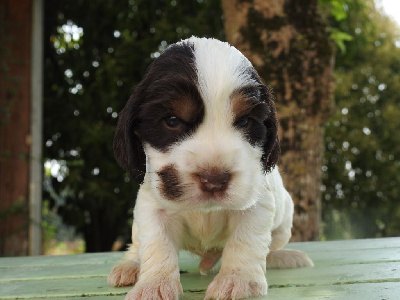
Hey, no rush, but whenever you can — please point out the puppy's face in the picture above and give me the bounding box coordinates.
[114,37,279,211]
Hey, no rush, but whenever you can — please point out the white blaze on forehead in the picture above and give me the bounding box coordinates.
[189,37,253,98]
[184,37,257,126]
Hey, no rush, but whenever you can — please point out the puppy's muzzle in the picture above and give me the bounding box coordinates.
[195,171,230,193]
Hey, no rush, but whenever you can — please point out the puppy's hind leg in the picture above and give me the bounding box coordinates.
[267,248,314,269]
[108,223,140,287]
[266,194,314,269]
[267,225,314,269]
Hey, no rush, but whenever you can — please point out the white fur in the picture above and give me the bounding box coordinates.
[108,37,313,300]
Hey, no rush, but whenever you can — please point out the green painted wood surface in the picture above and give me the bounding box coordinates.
[0,238,399,299]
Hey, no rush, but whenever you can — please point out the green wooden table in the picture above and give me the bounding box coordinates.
[0,238,399,299]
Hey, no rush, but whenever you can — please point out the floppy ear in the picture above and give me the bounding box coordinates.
[261,86,280,173]
[113,92,146,183]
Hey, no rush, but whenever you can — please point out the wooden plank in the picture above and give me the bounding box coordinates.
[0,277,130,299]
[0,278,399,300]
[181,262,400,290]
[24,298,126,300]
[0,252,121,268]
[288,237,400,252]
[308,247,400,266]
[267,262,399,287]
[0,263,111,282]
[2,237,398,269]
[2,246,399,282]
[0,261,398,299]
[1,280,397,300]
[2,237,398,268]
[261,281,400,300]
[0,238,399,299]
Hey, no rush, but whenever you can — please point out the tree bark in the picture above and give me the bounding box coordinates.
[0,0,32,256]
[222,0,334,241]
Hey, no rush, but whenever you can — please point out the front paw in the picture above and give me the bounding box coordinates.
[205,272,267,300]
[125,276,183,300]
[108,260,139,287]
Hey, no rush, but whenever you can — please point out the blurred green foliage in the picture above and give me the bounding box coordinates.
[319,0,354,52]
[322,0,400,239]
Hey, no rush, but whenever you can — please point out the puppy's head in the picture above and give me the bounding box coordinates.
[114,37,279,210]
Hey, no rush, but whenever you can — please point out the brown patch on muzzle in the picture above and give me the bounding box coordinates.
[157,164,184,200]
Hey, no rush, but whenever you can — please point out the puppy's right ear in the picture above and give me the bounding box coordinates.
[113,92,146,183]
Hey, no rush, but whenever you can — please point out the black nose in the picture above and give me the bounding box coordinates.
[197,171,230,193]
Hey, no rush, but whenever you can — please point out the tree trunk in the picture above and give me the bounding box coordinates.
[222,0,334,241]
[0,0,32,255]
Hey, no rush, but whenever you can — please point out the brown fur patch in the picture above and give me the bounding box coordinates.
[230,84,280,172]
[138,89,204,151]
[169,96,203,124]
[231,89,259,119]
[157,164,184,200]
[231,86,269,122]
[230,86,269,146]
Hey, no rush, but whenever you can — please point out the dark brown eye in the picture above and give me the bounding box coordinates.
[164,116,182,128]
[235,116,250,128]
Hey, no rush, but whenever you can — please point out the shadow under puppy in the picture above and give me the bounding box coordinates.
[108,36,313,300]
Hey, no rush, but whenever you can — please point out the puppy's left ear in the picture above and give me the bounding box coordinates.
[261,86,280,173]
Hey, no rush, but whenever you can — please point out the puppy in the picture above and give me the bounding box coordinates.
[108,36,313,300]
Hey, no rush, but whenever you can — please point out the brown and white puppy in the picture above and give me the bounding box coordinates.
[108,37,313,300]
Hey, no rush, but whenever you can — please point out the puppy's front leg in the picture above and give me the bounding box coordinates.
[205,203,274,300]
[125,189,183,300]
